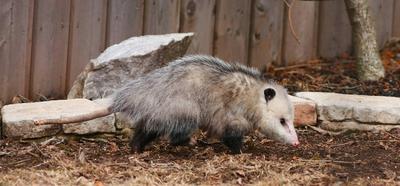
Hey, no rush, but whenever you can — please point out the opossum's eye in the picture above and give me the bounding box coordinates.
[280,118,286,126]
[264,88,276,102]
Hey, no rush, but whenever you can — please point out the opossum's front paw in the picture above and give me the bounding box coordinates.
[222,136,243,155]
[229,148,242,154]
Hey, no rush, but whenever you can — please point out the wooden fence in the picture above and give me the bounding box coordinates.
[1,0,399,103]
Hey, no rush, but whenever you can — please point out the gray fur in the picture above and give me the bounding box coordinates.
[111,55,295,152]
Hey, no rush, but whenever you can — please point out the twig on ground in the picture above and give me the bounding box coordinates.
[5,159,31,166]
[273,60,324,71]
[369,140,400,142]
[307,125,350,136]
[383,131,400,140]
[282,71,315,80]
[40,136,58,146]
[0,151,11,156]
[32,161,50,168]
[32,143,49,158]
[330,141,355,147]
[299,159,361,165]
[26,151,40,158]
[81,137,110,144]
[337,85,361,90]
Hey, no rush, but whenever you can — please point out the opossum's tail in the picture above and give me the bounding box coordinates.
[33,98,113,125]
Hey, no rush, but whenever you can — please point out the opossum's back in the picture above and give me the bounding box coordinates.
[110,63,204,124]
[111,55,262,121]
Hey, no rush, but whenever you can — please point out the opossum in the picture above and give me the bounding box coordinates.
[111,55,299,153]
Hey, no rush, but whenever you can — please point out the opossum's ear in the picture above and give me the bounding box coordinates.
[264,88,276,101]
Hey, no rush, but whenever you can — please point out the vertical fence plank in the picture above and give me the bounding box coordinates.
[318,0,351,58]
[213,0,251,65]
[30,0,71,99]
[393,1,400,37]
[0,0,34,103]
[67,0,107,91]
[368,0,394,48]
[107,0,144,46]
[180,0,215,54]
[282,1,318,66]
[249,0,284,70]
[144,0,181,34]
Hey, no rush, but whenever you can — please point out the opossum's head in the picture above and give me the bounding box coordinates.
[256,84,299,147]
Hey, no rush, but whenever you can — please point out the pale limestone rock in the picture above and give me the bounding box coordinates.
[295,92,400,131]
[3,123,60,139]
[289,96,317,126]
[1,99,107,138]
[68,33,194,100]
[320,121,400,132]
[295,92,400,124]
[63,114,115,134]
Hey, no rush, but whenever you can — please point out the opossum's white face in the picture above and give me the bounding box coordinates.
[257,86,299,147]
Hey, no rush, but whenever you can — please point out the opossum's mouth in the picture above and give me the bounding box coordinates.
[283,124,300,146]
[258,125,299,147]
[291,137,300,147]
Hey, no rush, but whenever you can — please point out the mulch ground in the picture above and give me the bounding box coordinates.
[0,129,399,185]
[1,40,400,185]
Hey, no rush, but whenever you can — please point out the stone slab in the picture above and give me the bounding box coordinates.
[289,95,317,126]
[295,92,400,124]
[320,121,400,132]
[63,114,116,134]
[1,99,108,138]
[68,33,194,100]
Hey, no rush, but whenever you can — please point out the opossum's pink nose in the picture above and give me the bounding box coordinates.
[292,140,300,147]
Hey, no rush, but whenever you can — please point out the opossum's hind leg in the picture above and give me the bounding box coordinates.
[170,132,192,146]
[130,126,159,153]
[169,118,198,146]
[222,127,244,154]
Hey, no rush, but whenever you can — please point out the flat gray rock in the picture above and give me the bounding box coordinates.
[1,99,108,138]
[63,114,116,134]
[68,33,194,100]
[320,121,400,131]
[295,92,400,125]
